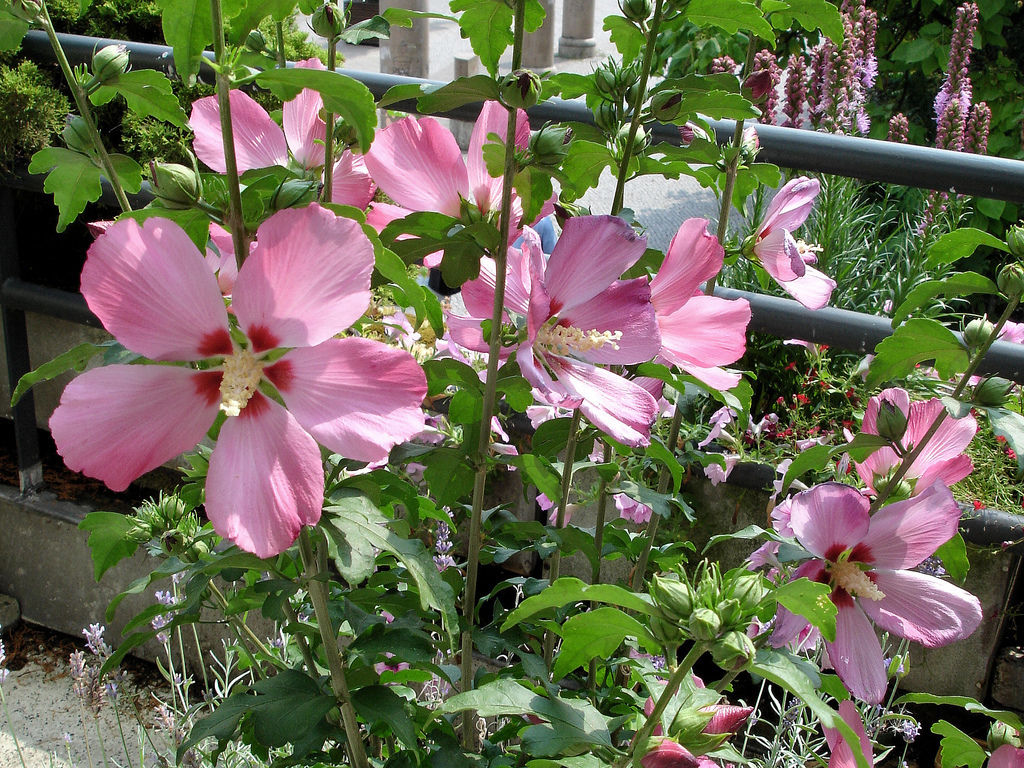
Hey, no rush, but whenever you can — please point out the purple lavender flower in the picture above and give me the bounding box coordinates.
[782,55,808,128]
[934,3,979,128]
[155,590,177,607]
[710,56,738,75]
[433,522,456,572]
[0,636,8,685]
[83,623,111,658]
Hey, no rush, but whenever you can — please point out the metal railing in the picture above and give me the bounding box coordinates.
[4,30,1024,492]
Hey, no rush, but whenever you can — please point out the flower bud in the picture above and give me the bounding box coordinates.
[875,399,908,443]
[594,101,619,132]
[701,704,753,736]
[8,0,43,22]
[1006,225,1024,260]
[499,69,541,110]
[688,607,722,641]
[710,630,756,670]
[743,69,773,101]
[668,706,716,744]
[650,574,695,622]
[988,721,1023,751]
[594,65,621,100]
[62,115,95,156]
[997,261,1024,299]
[886,654,910,680]
[641,738,699,768]
[530,123,571,166]
[150,161,201,209]
[650,91,683,122]
[717,598,742,629]
[245,28,268,52]
[553,201,584,227]
[649,615,684,646]
[271,178,318,211]
[619,0,652,23]
[728,571,766,613]
[963,317,996,349]
[872,470,914,503]
[91,44,130,86]
[973,376,1015,407]
[310,2,345,38]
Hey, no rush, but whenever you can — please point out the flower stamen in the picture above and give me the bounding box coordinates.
[829,558,885,601]
[537,323,623,357]
[219,347,263,416]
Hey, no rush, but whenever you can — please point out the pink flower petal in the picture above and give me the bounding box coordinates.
[788,483,871,560]
[232,206,373,350]
[778,264,836,310]
[826,597,887,704]
[906,399,976,475]
[857,482,960,569]
[658,294,749,370]
[543,216,647,315]
[755,229,805,283]
[678,362,742,390]
[206,222,239,295]
[760,176,819,235]
[467,101,529,213]
[915,456,974,492]
[462,245,533,319]
[650,218,724,315]
[990,745,1024,768]
[366,201,413,232]
[331,150,376,209]
[189,91,288,174]
[518,345,581,411]
[770,560,825,646]
[861,388,910,435]
[560,277,662,365]
[83,218,231,360]
[283,58,327,169]
[206,394,323,558]
[269,337,426,462]
[445,312,492,354]
[50,365,219,492]
[363,116,468,216]
[824,700,872,768]
[860,568,983,648]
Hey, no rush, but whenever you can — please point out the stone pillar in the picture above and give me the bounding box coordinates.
[380,0,430,78]
[452,54,482,150]
[523,0,556,69]
[557,0,596,59]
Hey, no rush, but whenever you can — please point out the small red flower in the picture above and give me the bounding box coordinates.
[973,500,984,510]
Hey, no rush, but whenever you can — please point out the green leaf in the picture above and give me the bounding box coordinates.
[422,447,475,507]
[327,492,459,642]
[79,511,139,581]
[935,533,969,583]
[646,438,683,491]
[769,0,843,41]
[603,15,645,60]
[322,511,377,585]
[340,14,392,44]
[158,0,213,83]
[891,272,999,323]
[0,10,29,51]
[256,68,377,153]
[560,140,616,203]
[381,6,459,26]
[450,0,514,75]
[685,0,775,42]
[774,578,836,642]
[841,433,892,463]
[109,154,144,195]
[932,720,988,768]
[552,607,657,680]
[780,443,832,492]
[894,693,1023,732]
[613,479,689,522]
[119,207,212,251]
[374,246,442,335]
[926,228,1008,268]
[979,406,1024,473]
[506,453,562,501]
[423,358,483,395]
[223,0,296,43]
[11,342,106,406]
[502,577,657,630]
[28,147,102,232]
[867,318,968,387]
[352,686,418,748]
[417,75,501,113]
[91,69,189,128]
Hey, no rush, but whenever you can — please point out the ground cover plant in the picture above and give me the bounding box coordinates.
[2,0,1024,766]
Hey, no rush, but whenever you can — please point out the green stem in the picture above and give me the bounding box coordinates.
[459,0,526,749]
[299,528,370,768]
[706,36,757,297]
[618,643,709,768]
[632,401,684,588]
[207,581,277,672]
[282,600,319,675]
[210,0,248,270]
[321,38,338,203]
[39,0,131,213]
[274,21,287,68]
[543,407,583,670]
[609,0,665,217]
[869,294,1021,512]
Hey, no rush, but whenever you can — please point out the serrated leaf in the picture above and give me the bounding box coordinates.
[560,140,615,202]
[926,227,1008,268]
[256,68,377,153]
[506,453,562,501]
[891,272,999,323]
[603,15,645,60]
[685,0,775,42]
[223,0,296,43]
[28,147,102,232]
[158,0,213,83]
[12,342,106,406]
[417,75,501,113]
[646,438,682,491]
[91,69,189,128]
[0,10,29,51]
[421,447,475,509]
[340,14,391,44]
[322,511,376,585]
[423,357,483,395]
[780,443,832,492]
[841,433,891,462]
[79,511,139,581]
[932,720,988,768]
[450,0,513,75]
[109,153,144,194]
[502,577,657,629]
[867,318,968,387]
[352,686,418,748]
[768,0,843,41]
[552,607,658,680]
[774,578,836,642]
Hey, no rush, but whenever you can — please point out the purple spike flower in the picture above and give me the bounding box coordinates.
[783,55,808,128]
[965,102,991,155]
[887,113,910,143]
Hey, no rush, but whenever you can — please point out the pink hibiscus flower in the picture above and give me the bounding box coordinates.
[855,387,976,496]
[750,177,836,310]
[50,205,426,558]
[771,481,982,703]
[363,100,550,244]
[641,739,699,768]
[823,700,872,768]
[189,59,374,208]
[650,219,751,390]
[615,493,653,524]
[991,745,1024,768]
[447,217,661,446]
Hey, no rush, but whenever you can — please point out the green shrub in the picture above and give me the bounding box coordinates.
[0,60,69,171]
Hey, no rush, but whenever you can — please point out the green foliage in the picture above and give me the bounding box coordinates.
[0,60,69,170]
[47,0,163,41]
